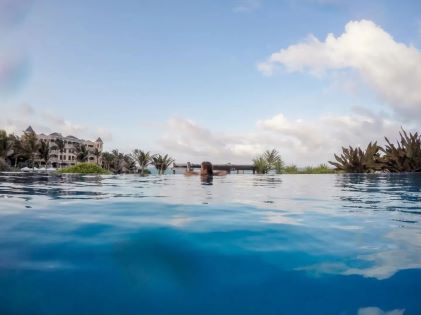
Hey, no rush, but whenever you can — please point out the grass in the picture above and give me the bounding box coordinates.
[58,163,109,174]
[282,164,336,174]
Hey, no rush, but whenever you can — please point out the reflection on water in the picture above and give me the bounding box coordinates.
[200,175,213,185]
[0,173,420,314]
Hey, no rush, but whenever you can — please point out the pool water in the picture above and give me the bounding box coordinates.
[0,173,420,315]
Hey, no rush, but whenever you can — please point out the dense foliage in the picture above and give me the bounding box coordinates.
[381,130,421,172]
[330,129,421,173]
[329,142,382,173]
[131,149,152,175]
[253,149,334,174]
[58,163,109,174]
[152,154,174,175]
[100,149,173,175]
[253,149,284,174]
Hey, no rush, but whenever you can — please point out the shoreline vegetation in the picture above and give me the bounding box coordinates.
[57,163,110,174]
[1,128,420,175]
[329,129,421,173]
[252,149,335,174]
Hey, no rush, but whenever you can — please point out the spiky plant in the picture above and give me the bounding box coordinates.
[131,149,152,175]
[263,149,282,166]
[253,149,284,174]
[253,156,271,174]
[381,129,421,172]
[273,160,285,174]
[329,142,382,173]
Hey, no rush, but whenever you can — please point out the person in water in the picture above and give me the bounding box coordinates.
[184,161,227,176]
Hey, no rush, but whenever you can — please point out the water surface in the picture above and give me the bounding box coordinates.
[0,173,420,315]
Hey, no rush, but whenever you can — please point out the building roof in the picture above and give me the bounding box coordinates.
[96,137,103,143]
[25,126,35,133]
[66,135,79,140]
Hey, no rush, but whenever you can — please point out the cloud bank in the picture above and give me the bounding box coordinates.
[258,20,421,119]
[160,111,406,165]
[0,103,112,142]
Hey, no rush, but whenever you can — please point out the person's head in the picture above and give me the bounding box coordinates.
[200,161,213,176]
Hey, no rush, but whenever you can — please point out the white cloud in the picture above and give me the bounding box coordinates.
[258,20,421,119]
[0,103,112,142]
[233,0,262,12]
[159,111,410,166]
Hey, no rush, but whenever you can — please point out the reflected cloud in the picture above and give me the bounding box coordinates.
[1,173,421,283]
[358,306,405,315]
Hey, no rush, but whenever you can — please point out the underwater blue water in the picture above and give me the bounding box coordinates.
[0,173,420,315]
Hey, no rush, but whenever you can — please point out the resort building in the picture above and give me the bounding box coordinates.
[24,126,103,168]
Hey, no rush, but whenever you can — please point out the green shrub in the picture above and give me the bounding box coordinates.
[253,149,283,174]
[304,164,335,174]
[253,156,271,174]
[58,163,109,174]
[283,165,298,174]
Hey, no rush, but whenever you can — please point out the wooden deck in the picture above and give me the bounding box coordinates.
[173,163,256,174]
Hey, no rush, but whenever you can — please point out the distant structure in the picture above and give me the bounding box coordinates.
[24,126,103,168]
[173,162,256,174]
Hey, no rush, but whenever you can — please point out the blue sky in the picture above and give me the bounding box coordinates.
[1,0,421,164]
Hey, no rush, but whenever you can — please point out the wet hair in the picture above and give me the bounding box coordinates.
[201,161,213,176]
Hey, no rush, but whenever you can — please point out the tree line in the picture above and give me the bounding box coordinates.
[0,129,175,174]
[252,149,333,174]
[0,130,101,170]
[101,149,174,175]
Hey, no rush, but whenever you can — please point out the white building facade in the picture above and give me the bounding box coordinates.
[25,126,103,168]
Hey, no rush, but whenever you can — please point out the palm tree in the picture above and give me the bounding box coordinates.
[38,139,52,167]
[0,130,13,162]
[123,154,136,173]
[264,149,281,166]
[93,148,102,165]
[253,149,283,174]
[22,132,39,169]
[54,138,66,168]
[9,134,24,168]
[75,144,89,162]
[101,151,114,171]
[111,149,124,173]
[253,156,271,174]
[152,154,174,175]
[131,149,152,175]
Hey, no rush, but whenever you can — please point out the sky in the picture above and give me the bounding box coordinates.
[1,0,421,165]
